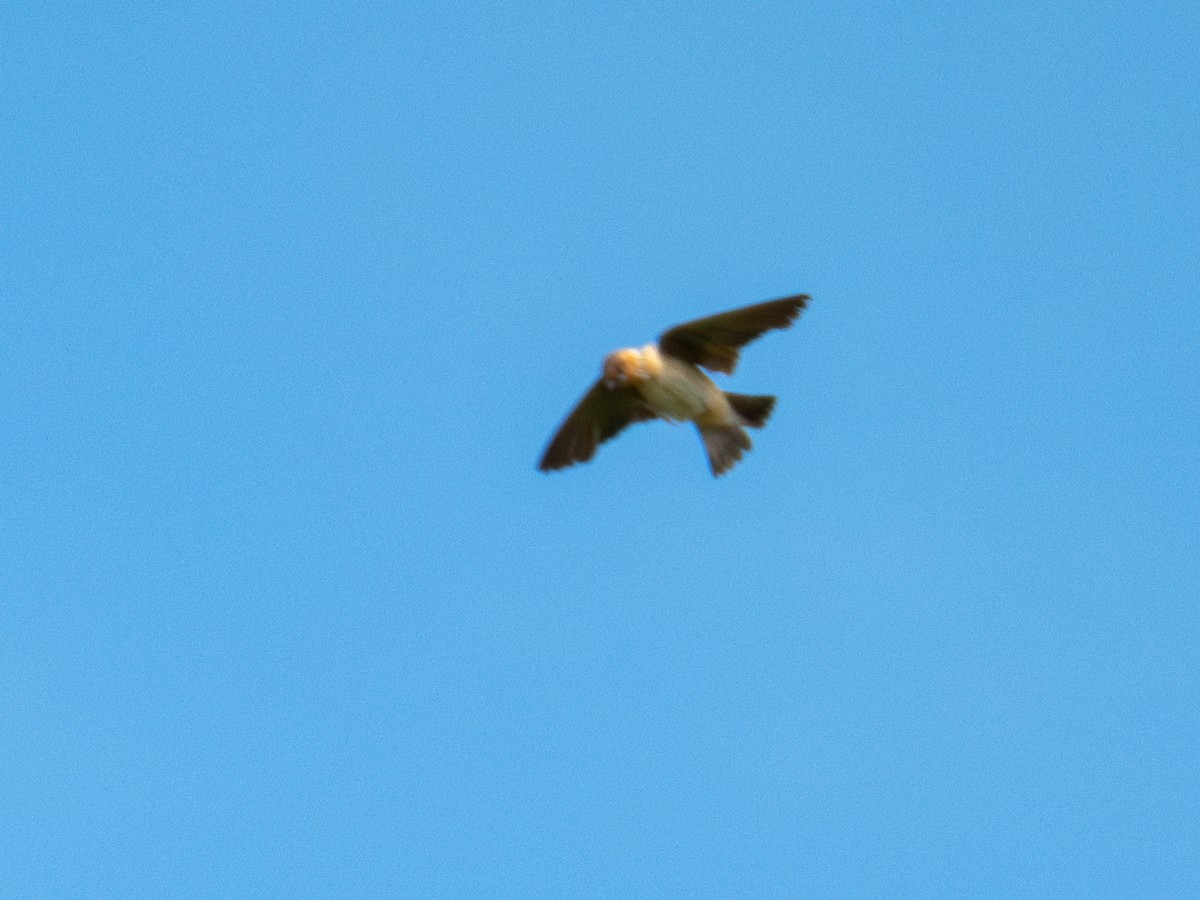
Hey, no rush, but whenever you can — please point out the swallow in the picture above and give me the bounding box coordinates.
[538,294,809,477]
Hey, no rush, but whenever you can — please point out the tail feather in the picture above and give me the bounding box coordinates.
[698,425,752,477]
[725,392,776,428]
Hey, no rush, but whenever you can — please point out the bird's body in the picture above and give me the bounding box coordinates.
[539,294,809,477]
[608,346,717,422]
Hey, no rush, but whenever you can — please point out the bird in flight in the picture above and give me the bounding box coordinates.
[538,294,809,477]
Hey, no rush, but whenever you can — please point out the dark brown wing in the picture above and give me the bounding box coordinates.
[658,294,809,374]
[538,380,658,472]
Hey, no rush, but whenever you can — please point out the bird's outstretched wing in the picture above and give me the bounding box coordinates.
[538,381,658,471]
[658,294,809,374]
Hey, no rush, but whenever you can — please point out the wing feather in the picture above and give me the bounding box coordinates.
[658,294,809,374]
[538,380,657,472]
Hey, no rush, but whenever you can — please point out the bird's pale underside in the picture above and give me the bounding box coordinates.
[538,294,809,477]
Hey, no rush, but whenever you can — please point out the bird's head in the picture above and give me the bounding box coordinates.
[602,345,662,389]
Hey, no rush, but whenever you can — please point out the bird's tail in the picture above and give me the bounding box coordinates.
[698,425,753,477]
[725,393,776,428]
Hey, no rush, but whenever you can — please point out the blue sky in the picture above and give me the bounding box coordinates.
[3,1,1198,895]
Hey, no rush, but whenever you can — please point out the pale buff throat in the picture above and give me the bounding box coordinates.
[602,344,664,388]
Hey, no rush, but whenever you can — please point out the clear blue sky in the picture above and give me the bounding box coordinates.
[4,2,1198,895]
